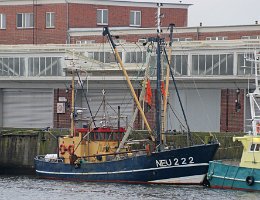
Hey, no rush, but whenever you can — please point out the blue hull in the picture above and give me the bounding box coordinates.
[207,161,260,191]
[35,143,218,184]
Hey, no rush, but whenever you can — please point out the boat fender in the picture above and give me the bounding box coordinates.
[145,144,151,155]
[59,144,67,155]
[246,176,255,186]
[257,123,260,134]
[75,163,81,169]
[68,144,75,155]
[96,155,102,161]
[207,172,213,181]
[105,145,110,152]
[74,159,81,169]
[69,154,78,165]
[202,177,210,187]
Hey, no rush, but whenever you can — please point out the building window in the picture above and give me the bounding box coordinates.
[125,51,146,63]
[206,36,228,41]
[17,13,34,28]
[237,53,255,75]
[46,12,55,28]
[192,54,233,75]
[173,38,193,42]
[76,40,95,45]
[28,57,62,76]
[241,35,260,39]
[0,57,25,76]
[171,55,188,75]
[0,13,6,29]
[97,9,108,25]
[88,51,122,63]
[130,11,141,26]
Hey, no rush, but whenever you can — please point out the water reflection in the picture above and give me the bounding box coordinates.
[0,175,257,200]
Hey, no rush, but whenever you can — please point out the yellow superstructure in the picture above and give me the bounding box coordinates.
[234,135,260,169]
[59,129,128,164]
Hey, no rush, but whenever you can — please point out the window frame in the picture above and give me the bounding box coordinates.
[17,13,34,29]
[97,9,108,25]
[191,53,234,76]
[0,13,6,29]
[206,36,228,41]
[250,143,260,152]
[130,10,141,27]
[46,12,55,28]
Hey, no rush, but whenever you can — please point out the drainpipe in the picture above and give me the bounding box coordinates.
[196,22,203,40]
[226,89,229,132]
[0,89,3,128]
[65,0,70,44]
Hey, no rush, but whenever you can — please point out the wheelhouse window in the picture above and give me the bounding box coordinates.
[0,13,6,29]
[97,9,108,25]
[46,12,55,28]
[250,143,260,151]
[17,13,34,28]
[130,11,141,26]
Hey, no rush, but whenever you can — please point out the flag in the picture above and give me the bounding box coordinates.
[145,79,152,107]
[161,81,166,97]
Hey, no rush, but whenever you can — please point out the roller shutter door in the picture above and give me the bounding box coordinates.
[3,89,53,128]
[78,89,133,128]
[167,89,221,132]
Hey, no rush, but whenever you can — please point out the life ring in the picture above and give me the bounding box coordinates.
[68,144,75,155]
[59,144,67,155]
[246,176,255,186]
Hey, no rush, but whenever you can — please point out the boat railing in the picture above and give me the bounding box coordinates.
[35,155,64,163]
[82,149,147,159]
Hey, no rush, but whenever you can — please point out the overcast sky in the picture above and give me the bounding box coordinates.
[186,0,260,26]
[117,0,260,27]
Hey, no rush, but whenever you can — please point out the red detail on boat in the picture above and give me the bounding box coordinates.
[76,127,126,133]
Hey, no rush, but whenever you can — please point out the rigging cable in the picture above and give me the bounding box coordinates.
[163,47,193,145]
[167,102,187,131]
[76,70,97,127]
[174,27,217,139]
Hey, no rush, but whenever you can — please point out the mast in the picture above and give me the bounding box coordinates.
[162,23,175,144]
[155,3,163,149]
[70,70,75,136]
[103,27,155,142]
[250,51,260,136]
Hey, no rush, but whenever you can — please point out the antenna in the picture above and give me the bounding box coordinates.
[156,3,163,35]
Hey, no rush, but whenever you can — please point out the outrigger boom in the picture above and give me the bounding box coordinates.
[102,27,155,142]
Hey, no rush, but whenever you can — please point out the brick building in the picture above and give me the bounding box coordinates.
[0,0,260,133]
[0,0,189,44]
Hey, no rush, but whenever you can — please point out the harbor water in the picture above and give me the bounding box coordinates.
[0,175,259,200]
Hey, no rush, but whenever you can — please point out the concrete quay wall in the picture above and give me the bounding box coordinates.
[0,130,244,174]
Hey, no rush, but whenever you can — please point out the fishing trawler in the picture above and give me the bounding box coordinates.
[34,4,219,184]
[207,51,260,191]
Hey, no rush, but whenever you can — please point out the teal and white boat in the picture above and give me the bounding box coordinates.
[207,51,260,191]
